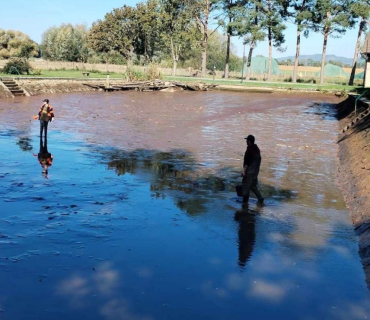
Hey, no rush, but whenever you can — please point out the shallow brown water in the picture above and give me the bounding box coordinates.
[0,91,369,320]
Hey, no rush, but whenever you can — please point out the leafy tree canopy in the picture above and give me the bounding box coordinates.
[0,29,38,59]
[41,24,89,62]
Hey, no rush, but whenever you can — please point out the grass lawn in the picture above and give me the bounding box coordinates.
[165,76,360,92]
[0,69,361,92]
[0,69,125,79]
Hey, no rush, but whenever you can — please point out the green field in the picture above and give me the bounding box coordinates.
[165,76,359,92]
[0,69,125,79]
[0,69,361,92]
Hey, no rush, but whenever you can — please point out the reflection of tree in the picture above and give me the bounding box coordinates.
[177,198,208,216]
[17,137,33,151]
[107,149,227,194]
[234,208,256,269]
[104,148,295,215]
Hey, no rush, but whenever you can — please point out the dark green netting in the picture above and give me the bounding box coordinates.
[355,71,364,79]
[242,56,281,75]
[315,64,349,77]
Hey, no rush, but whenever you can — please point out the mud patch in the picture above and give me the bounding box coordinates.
[337,97,370,287]
[20,79,98,96]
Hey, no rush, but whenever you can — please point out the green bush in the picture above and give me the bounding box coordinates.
[145,64,163,81]
[87,69,101,74]
[123,68,145,81]
[3,58,32,75]
[122,65,164,82]
[32,69,42,76]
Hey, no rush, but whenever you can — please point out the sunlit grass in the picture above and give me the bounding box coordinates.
[0,70,125,79]
[0,69,361,92]
[165,76,359,92]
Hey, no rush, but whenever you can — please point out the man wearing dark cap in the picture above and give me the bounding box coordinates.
[242,135,264,206]
[38,99,54,141]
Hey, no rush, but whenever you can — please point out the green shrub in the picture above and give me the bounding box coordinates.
[3,58,32,75]
[145,64,163,81]
[32,69,42,76]
[87,69,101,74]
[123,68,145,81]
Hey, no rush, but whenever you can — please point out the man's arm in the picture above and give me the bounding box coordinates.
[242,149,250,177]
[38,103,45,119]
[48,105,55,121]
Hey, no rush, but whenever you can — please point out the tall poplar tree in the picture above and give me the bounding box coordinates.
[348,1,370,85]
[233,0,266,80]
[280,0,315,82]
[259,0,286,81]
[312,0,355,84]
[136,0,162,63]
[191,0,220,77]
[217,0,244,78]
[160,0,198,75]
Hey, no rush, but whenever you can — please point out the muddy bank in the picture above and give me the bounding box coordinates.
[337,96,370,285]
[0,78,346,98]
[0,81,13,98]
[20,79,103,96]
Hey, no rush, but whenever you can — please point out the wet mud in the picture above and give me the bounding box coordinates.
[336,97,370,287]
[0,91,369,320]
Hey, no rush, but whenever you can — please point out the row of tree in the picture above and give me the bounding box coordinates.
[1,0,369,85]
[57,0,370,85]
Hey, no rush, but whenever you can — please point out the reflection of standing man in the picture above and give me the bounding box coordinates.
[38,99,54,141]
[242,135,264,206]
[234,208,256,268]
[38,138,53,175]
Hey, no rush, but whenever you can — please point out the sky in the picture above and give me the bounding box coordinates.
[0,0,361,60]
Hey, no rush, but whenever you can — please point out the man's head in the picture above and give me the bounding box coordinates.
[244,135,255,146]
[43,99,49,104]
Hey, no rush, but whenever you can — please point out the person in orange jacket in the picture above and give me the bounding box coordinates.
[38,99,54,141]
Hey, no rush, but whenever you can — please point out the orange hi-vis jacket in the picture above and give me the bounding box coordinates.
[38,103,55,121]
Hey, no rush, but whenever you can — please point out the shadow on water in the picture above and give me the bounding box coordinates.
[100,147,297,215]
[103,147,272,272]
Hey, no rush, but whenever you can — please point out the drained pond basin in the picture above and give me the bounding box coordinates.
[0,91,369,320]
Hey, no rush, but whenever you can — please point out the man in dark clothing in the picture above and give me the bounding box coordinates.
[242,135,264,206]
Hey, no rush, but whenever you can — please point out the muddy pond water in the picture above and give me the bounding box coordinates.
[0,91,369,320]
